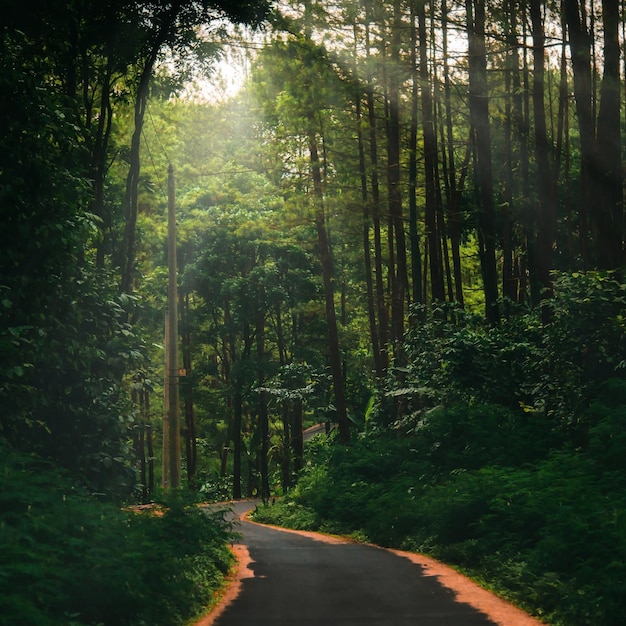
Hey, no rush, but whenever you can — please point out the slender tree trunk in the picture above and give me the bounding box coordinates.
[409,5,423,312]
[291,398,304,475]
[146,415,154,497]
[442,0,464,307]
[308,127,350,443]
[223,302,243,500]
[418,0,445,304]
[132,386,147,503]
[256,300,270,502]
[364,15,389,371]
[163,165,180,489]
[91,62,114,269]
[563,0,594,267]
[119,4,179,292]
[281,403,291,492]
[530,0,556,305]
[357,93,383,376]
[387,0,409,345]
[232,387,243,499]
[595,0,623,267]
[554,16,574,265]
[352,25,381,375]
[467,0,499,324]
[366,83,389,373]
[120,58,153,294]
[502,0,519,304]
[180,291,197,487]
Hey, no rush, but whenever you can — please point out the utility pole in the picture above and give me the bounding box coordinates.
[163,164,181,489]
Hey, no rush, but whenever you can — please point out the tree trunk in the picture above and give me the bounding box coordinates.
[308,127,350,443]
[418,0,445,304]
[529,0,556,306]
[353,39,383,377]
[90,62,114,269]
[119,1,183,293]
[502,0,518,304]
[364,14,389,371]
[366,83,389,373]
[256,300,270,502]
[595,0,623,267]
[563,0,594,267]
[387,0,409,346]
[281,403,291,492]
[180,291,197,487]
[408,5,423,311]
[442,0,464,307]
[291,398,304,476]
[466,0,499,324]
[120,58,153,294]
[232,385,243,500]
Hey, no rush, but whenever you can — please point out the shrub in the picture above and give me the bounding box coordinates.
[0,441,233,626]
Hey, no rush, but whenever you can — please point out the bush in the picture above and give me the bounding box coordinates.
[0,441,233,626]
[253,406,626,625]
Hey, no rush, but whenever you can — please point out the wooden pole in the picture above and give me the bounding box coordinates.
[163,164,181,489]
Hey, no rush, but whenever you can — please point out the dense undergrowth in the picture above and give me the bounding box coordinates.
[254,272,626,626]
[255,413,626,625]
[0,441,234,626]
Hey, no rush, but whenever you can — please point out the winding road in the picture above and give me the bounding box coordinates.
[198,501,545,626]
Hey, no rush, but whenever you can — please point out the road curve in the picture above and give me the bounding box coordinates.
[198,500,544,626]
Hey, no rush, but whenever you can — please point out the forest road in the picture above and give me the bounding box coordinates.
[198,500,544,626]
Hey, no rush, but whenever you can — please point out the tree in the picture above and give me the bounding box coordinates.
[0,22,139,496]
[564,0,623,269]
[466,0,499,324]
[119,0,271,293]
[529,0,556,306]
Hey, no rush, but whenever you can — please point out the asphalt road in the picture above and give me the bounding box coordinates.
[201,500,534,626]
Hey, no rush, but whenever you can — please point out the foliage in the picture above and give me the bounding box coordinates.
[255,405,626,625]
[0,440,234,626]
[397,272,626,440]
[0,24,144,497]
[0,260,143,496]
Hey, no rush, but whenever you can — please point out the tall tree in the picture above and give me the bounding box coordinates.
[417,0,446,304]
[408,3,424,309]
[466,0,499,324]
[441,0,465,307]
[386,0,410,346]
[530,0,556,304]
[595,0,623,267]
[364,15,391,374]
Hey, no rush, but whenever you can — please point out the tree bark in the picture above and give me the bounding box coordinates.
[409,4,423,311]
[529,0,556,305]
[353,30,383,378]
[387,0,409,345]
[595,0,623,267]
[366,83,389,373]
[466,0,499,324]
[308,127,350,443]
[563,0,594,267]
[256,298,270,502]
[181,291,197,487]
[442,0,464,307]
[418,0,445,304]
